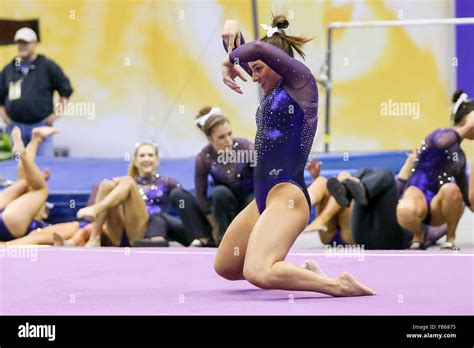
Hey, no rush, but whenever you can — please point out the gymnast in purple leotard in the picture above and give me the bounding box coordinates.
[193,106,255,246]
[227,37,318,214]
[0,126,57,242]
[397,90,474,250]
[214,15,375,297]
[76,142,186,247]
[0,215,50,242]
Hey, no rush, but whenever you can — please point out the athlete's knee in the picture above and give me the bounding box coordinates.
[121,176,136,186]
[439,183,462,203]
[99,179,116,192]
[116,177,138,193]
[243,262,273,289]
[243,269,273,289]
[379,168,394,182]
[212,185,233,201]
[312,176,327,186]
[170,187,185,200]
[214,259,242,281]
[337,171,351,181]
[212,186,236,210]
[396,199,424,223]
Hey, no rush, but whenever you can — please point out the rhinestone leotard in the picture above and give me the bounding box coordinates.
[403,128,470,221]
[230,41,318,214]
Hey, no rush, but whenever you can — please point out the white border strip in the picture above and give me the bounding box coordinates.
[16,248,474,257]
[329,17,474,29]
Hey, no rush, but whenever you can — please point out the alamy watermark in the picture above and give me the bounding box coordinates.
[217,149,257,167]
[324,242,365,262]
[55,101,96,120]
[18,322,55,341]
[0,245,38,262]
[380,99,421,120]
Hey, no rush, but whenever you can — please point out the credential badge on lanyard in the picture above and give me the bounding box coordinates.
[8,79,23,101]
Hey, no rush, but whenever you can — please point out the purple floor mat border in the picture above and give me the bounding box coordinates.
[1,248,473,316]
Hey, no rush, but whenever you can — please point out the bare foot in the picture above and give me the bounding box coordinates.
[84,235,101,247]
[301,259,328,277]
[54,232,76,247]
[303,219,328,233]
[76,206,98,222]
[11,127,25,155]
[337,272,376,297]
[53,232,65,246]
[32,126,59,140]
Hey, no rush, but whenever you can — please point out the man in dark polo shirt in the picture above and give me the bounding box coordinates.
[0,27,73,157]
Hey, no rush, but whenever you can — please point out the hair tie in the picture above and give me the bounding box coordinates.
[195,107,222,127]
[260,24,279,38]
[453,92,468,115]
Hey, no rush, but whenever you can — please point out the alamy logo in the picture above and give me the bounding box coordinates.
[379,99,421,120]
[55,101,96,120]
[217,149,257,167]
[18,322,56,341]
[269,168,283,176]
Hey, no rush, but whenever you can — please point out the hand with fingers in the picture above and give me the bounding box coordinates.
[407,148,417,163]
[221,20,241,54]
[398,148,418,181]
[306,158,322,180]
[222,56,247,94]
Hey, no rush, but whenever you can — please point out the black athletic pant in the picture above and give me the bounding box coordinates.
[144,212,191,246]
[351,168,412,249]
[144,188,213,246]
[169,187,213,244]
[211,185,254,246]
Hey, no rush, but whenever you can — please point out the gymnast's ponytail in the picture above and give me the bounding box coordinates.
[260,14,314,60]
[452,89,474,125]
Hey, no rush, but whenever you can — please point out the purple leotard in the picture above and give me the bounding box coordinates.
[229,41,319,214]
[135,174,181,216]
[0,209,50,241]
[195,137,255,214]
[404,128,470,216]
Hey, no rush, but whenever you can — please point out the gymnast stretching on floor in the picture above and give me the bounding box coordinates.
[0,126,57,242]
[303,159,355,246]
[306,152,448,250]
[397,90,474,250]
[214,15,374,296]
[1,219,93,247]
[8,143,202,248]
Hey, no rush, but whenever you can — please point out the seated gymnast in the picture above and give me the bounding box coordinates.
[75,142,209,247]
[397,90,474,250]
[306,151,448,250]
[0,186,149,248]
[188,106,255,246]
[0,126,57,243]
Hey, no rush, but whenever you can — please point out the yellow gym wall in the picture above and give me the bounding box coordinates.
[0,0,471,160]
